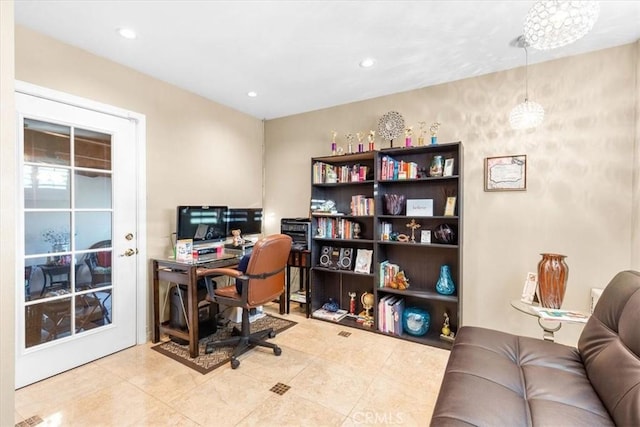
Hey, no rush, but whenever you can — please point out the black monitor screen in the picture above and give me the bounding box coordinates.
[226,208,263,236]
[176,206,228,244]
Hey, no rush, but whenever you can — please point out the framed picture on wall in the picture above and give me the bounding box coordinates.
[484,154,527,191]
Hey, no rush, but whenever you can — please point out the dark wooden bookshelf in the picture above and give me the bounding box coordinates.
[309,143,463,350]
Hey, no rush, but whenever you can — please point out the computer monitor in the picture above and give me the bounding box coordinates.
[176,206,227,245]
[225,208,263,237]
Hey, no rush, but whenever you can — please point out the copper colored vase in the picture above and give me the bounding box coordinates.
[537,253,569,309]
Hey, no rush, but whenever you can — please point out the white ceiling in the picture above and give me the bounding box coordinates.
[14,1,640,120]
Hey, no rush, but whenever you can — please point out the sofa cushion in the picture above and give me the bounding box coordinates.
[431,326,614,426]
[578,270,640,426]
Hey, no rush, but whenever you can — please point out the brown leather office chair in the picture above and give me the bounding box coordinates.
[204,234,292,369]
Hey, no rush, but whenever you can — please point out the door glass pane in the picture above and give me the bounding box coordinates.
[75,170,112,209]
[23,119,71,166]
[24,212,71,257]
[74,128,111,170]
[24,165,71,209]
[22,117,115,349]
[76,212,112,251]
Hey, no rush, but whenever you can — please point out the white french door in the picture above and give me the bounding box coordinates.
[15,86,143,388]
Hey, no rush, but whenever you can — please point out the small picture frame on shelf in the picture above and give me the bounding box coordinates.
[484,154,527,191]
[444,196,457,216]
[406,199,433,217]
[354,249,373,274]
[443,158,455,177]
[420,230,431,244]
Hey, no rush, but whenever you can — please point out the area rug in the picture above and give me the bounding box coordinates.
[151,314,297,374]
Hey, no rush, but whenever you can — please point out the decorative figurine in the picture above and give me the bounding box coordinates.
[390,270,410,290]
[348,292,356,315]
[417,121,426,146]
[368,130,376,151]
[331,130,338,155]
[345,133,355,154]
[322,298,340,312]
[360,292,375,327]
[429,155,444,177]
[231,229,244,246]
[353,222,361,239]
[430,122,441,145]
[406,218,421,243]
[441,312,455,342]
[356,132,365,153]
[405,126,413,147]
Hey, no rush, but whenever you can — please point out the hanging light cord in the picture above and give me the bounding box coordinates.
[524,46,529,102]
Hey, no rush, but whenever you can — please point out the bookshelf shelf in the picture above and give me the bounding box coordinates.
[309,142,463,350]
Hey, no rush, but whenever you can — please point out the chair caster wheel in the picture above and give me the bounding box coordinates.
[268,331,276,338]
[230,358,240,369]
[273,346,282,356]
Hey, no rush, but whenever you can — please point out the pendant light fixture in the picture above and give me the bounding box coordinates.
[509,36,545,130]
[524,1,600,50]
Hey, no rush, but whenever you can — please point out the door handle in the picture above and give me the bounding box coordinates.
[119,248,137,257]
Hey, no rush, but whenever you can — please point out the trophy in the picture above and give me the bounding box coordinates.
[430,122,441,145]
[405,126,413,147]
[367,130,376,151]
[345,133,355,154]
[348,292,356,315]
[356,132,365,153]
[417,121,426,146]
[331,130,338,155]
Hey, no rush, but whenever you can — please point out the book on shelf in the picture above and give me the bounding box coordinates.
[312,161,371,184]
[378,260,400,288]
[377,295,404,335]
[532,307,589,323]
[391,298,405,336]
[380,155,418,180]
[350,195,375,216]
[312,308,348,322]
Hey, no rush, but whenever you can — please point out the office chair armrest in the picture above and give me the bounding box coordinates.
[197,267,242,278]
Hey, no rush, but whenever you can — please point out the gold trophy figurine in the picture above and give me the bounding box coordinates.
[345,133,355,154]
[417,121,426,146]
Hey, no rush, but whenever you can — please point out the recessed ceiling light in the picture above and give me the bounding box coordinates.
[247,91,258,97]
[359,58,376,68]
[117,28,137,40]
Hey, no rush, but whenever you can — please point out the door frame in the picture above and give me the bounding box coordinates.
[15,80,148,347]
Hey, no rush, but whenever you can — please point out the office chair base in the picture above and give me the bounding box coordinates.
[204,327,282,368]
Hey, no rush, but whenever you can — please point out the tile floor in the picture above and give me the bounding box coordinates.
[14,303,451,426]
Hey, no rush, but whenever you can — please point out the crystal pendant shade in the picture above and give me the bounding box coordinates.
[509,99,545,130]
[524,1,600,50]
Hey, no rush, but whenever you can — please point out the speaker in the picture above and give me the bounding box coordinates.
[338,248,354,270]
[319,246,340,269]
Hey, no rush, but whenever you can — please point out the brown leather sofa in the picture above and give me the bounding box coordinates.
[431,270,640,426]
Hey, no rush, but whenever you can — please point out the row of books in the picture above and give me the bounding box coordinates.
[378,295,404,335]
[379,222,393,240]
[380,155,419,180]
[312,161,370,184]
[350,195,374,216]
[379,260,401,288]
[316,217,360,239]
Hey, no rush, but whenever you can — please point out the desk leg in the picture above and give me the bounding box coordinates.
[304,267,311,318]
[187,270,199,358]
[538,318,561,342]
[152,261,160,343]
[286,265,292,314]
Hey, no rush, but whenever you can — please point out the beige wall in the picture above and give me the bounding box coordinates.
[265,43,639,345]
[15,26,265,263]
[0,2,16,423]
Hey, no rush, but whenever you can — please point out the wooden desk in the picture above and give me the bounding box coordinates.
[151,258,238,358]
[285,250,311,317]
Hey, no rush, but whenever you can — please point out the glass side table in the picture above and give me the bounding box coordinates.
[510,300,589,342]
